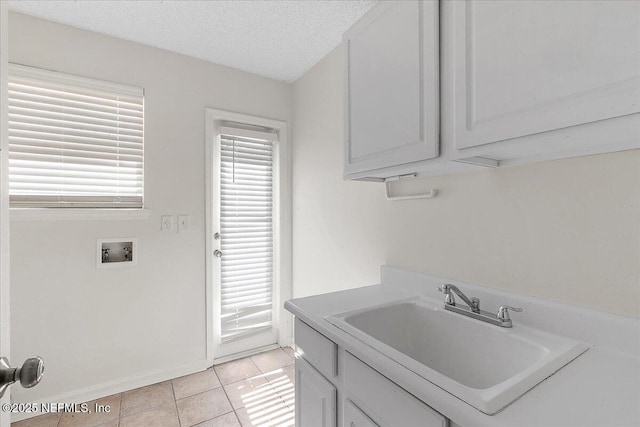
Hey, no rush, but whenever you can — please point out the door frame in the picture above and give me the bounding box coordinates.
[204,108,292,365]
[1,1,11,425]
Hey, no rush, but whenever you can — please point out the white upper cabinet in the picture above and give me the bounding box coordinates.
[449,0,640,164]
[344,1,440,178]
[343,0,639,179]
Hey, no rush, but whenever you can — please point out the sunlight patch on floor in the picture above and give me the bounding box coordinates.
[241,368,295,427]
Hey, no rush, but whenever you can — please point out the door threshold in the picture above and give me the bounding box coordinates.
[212,343,281,365]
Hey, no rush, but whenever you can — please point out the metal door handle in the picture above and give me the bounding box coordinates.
[0,356,45,397]
[214,250,223,258]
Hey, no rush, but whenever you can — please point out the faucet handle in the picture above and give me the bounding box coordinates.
[497,305,523,321]
[436,285,455,305]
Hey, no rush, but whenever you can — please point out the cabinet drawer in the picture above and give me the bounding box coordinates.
[295,319,338,378]
[344,352,448,427]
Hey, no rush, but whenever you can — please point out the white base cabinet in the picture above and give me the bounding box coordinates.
[343,400,378,427]
[294,318,449,427]
[295,356,337,427]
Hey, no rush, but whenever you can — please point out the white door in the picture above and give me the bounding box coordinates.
[1,5,45,423]
[210,124,280,361]
[1,2,10,425]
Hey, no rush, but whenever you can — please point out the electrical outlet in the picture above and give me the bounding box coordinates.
[161,215,174,232]
[178,215,190,233]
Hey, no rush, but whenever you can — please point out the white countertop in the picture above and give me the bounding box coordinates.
[284,267,640,427]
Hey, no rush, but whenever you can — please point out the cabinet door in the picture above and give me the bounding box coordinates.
[295,356,337,427]
[344,399,379,427]
[451,0,640,152]
[344,0,439,177]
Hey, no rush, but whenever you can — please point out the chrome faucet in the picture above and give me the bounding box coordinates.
[436,284,480,313]
[436,284,522,328]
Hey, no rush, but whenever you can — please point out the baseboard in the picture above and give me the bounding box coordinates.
[11,358,210,422]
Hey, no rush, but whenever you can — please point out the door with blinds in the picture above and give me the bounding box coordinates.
[212,126,279,359]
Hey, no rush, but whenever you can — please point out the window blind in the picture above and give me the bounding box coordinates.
[219,132,275,344]
[8,64,144,208]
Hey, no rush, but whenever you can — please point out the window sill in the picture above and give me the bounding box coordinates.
[10,208,152,222]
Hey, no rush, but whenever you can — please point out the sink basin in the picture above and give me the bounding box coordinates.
[326,297,588,414]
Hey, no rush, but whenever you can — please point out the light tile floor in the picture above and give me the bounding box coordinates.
[13,347,296,427]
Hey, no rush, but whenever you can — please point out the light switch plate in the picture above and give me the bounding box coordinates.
[178,215,190,233]
[161,215,174,232]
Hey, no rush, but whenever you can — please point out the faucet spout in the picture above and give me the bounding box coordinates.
[442,284,480,313]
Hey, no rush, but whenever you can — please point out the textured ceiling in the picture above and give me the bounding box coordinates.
[8,0,377,83]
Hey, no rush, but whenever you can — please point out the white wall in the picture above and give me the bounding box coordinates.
[9,12,291,404]
[292,46,640,318]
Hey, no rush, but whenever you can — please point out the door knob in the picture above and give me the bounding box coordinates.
[213,250,222,258]
[0,356,45,397]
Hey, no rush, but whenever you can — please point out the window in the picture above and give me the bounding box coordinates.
[218,128,276,345]
[7,64,144,208]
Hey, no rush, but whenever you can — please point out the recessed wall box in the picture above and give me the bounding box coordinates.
[97,238,138,268]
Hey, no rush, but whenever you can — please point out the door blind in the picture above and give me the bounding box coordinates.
[219,133,275,344]
[7,64,144,208]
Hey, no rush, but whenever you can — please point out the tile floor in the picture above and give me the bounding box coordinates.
[13,347,296,427]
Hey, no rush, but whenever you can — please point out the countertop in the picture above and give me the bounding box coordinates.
[284,267,640,427]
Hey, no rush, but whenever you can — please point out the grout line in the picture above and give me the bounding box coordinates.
[231,410,242,427]
[190,409,236,427]
[118,391,123,424]
[248,357,263,374]
[119,383,178,425]
[258,355,293,416]
[195,408,236,427]
[217,372,237,422]
[210,364,223,388]
[170,379,177,401]
[168,379,183,427]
